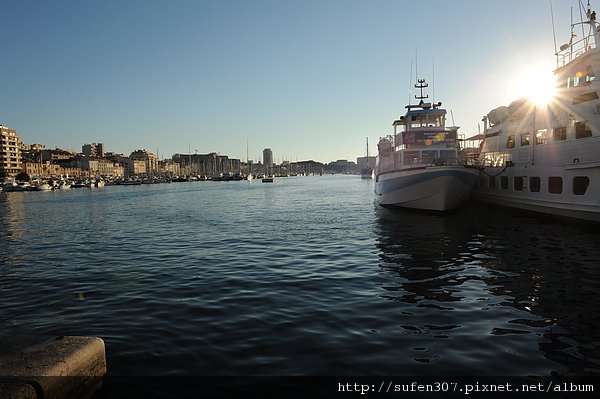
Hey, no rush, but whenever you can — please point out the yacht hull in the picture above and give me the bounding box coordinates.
[473,164,600,222]
[375,167,479,211]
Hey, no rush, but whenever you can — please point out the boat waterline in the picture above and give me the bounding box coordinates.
[376,167,479,211]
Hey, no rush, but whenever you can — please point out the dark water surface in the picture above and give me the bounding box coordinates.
[1,175,599,378]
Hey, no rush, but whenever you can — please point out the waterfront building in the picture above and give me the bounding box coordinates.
[0,125,22,178]
[356,156,375,171]
[172,152,241,176]
[78,156,126,177]
[20,143,47,163]
[41,148,77,162]
[328,159,357,174]
[130,149,158,173]
[82,143,105,158]
[159,159,181,175]
[263,148,273,170]
[291,160,325,175]
[22,161,87,179]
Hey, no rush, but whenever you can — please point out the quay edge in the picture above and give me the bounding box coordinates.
[0,335,106,399]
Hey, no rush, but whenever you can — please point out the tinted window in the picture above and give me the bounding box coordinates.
[507,135,515,149]
[573,176,590,195]
[575,121,592,139]
[530,176,541,192]
[500,176,508,189]
[553,126,566,141]
[548,176,563,194]
[514,176,523,191]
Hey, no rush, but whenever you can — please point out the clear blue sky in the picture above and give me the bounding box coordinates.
[0,0,575,163]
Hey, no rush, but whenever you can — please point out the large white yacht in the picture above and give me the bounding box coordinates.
[374,79,479,211]
[474,3,600,222]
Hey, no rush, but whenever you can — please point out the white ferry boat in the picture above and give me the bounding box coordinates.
[374,79,479,211]
[474,3,600,222]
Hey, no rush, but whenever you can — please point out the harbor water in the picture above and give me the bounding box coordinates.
[1,175,599,378]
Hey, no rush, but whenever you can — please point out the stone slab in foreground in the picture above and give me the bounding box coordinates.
[0,335,106,399]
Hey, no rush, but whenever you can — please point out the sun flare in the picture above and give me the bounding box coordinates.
[512,63,557,107]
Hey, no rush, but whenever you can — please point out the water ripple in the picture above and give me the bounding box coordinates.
[1,177,600,376]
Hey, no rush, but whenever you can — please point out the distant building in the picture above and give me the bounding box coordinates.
[159,159,180,175]
[82,143,105,158]
[356,156,376,170]
[172,152,241,176]
[291,160,325,175]
[41,148,77,163]
[263,148,273,166]
[130,149,158,173]
[109,155,145,176]
[328,159,357,174]
[22,161,87,179]
[0,125,22,178]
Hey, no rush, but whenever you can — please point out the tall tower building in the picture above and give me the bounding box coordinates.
[263,148,273,171]
[0,125,22,178]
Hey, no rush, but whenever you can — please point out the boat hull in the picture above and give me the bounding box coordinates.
[375,166,479,211]
[473,164,600,222]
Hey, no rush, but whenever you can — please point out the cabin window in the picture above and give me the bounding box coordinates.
[575,121,592,138]
[488,175,496,188]
[553,126,567,141]
[568,66,596,87]
[573,176,590,195]
[536,129,548,144]
[585,65,596,84]
[514,176,523,191]
[507,135,515,149]
[500,176,508,189]
[548,176,563,194]
[530,176,541,192]
[520,133,530,146]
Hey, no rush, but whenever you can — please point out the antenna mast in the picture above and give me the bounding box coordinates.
[408,60,413,106]
[432,59,435,105]
[551,0,558,55]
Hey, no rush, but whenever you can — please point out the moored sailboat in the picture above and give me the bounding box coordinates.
[360,137,374,179]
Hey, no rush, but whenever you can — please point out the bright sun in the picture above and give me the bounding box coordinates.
[513,64,557,107]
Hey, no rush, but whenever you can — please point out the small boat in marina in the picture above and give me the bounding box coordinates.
[262,160,274,183]
[118,178,142,186]
[34,182,52,191]
[374,78,479,211]
[474,2,600,222]
[1,181,18,192]
[58,180,72,189]
[360,137,374,179]
[71,180,87,188]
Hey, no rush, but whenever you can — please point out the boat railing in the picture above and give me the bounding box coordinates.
[377,148,471,174]
[556,22,599,68]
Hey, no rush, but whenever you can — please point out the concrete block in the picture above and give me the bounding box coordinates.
[0,382,38,399]
[0,335,106,399]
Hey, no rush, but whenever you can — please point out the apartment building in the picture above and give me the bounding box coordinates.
[130,149,158,173]
[0,125,22,177]
[82,142,105,158]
